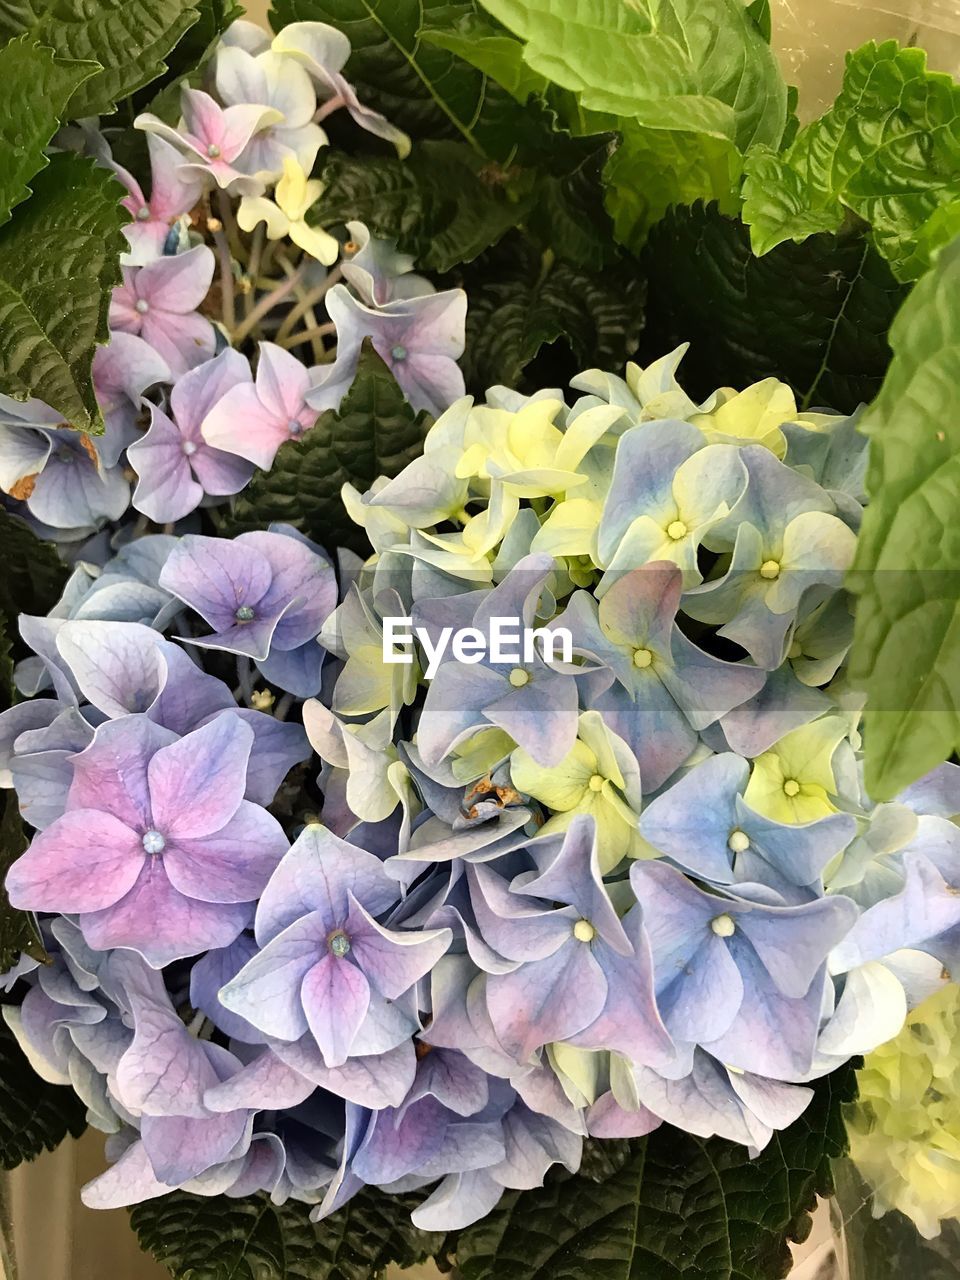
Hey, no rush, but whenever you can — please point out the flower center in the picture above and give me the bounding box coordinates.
[588,773,605,792]
[135,298,150,315]
[573,919,596,943]
[287,417,303,436]
[759,559,781,580]
[727,829,750,853]
[328,930,351,957]
[181,440,197,456]
[666,519,687,540]
[633,647,653,669]
[207,143,221,158]
[136,206,151,221]
[235,605,256,622]
[508,667,529,688]
[390,344,408,362]
[142,829,166,855]
[783,778,801,797]
[711,913,735,938]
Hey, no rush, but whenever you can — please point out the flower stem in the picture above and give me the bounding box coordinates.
[277,321,337,351]
[236,656,255,705]
[230,263,308,345]
[275,267,342,342]
[213,227,236,331]
[243,225,266,321]
[315,94,345,123]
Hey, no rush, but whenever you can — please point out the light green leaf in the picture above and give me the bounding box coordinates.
[743,41,960,283]
[223,345,432,556]
[0,153,128,431]
[0,0,200,117]
[421,12,550,104]
[603,123,741,251]
[478,0,785,148]
[0,37,97,229]
[849,233,960,799]
[475,0,787,247]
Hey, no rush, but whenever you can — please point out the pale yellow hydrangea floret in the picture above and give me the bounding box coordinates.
[238,156,339,264]
[510,710,643,872]
[849,984,960,1239]
[691,378,797,457]
[743,716,848,824]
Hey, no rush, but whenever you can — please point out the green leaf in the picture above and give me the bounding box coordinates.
[0,507,69,640]
[316,141,529,272]
[742,41,960,283]
[0,0,200,117]
[271,0,552,163]
[0,509,67,969]
[477,0,785,149]
[602,121,741,251]
[640,201,908,415]
[456,1063,856,1280]
[0,152,128,431]
[421,11,550,104]
[525,132,619,270]
[130,1185,446,1280]
[0,1015,87,1169]
[475,0,787,244]
[455,234,644,392]
[224,346,431,555]
[0,790,45,971]
[848,233,960,799]
[0,615,12,709]
[0,37,97,228]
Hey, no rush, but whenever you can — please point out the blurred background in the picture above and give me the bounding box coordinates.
[5,2,960,1277]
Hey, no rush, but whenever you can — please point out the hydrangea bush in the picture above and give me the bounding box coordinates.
[1,2,960,1278]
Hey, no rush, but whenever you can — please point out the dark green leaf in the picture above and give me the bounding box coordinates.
[0,507,69,639]
[0,510,67,969]
[456,234,644,393]
[316,141,528,272]
[0,37,97,228]
[639,201,908,414]
[0,790,45,971]
[0,1012,86,1169]
[130,1184,445,1280]
[0,153,128,431]
[0,0,200,117]
[456,1063,856,1280]
[224,346,431,555]
[742,41,960,283]
[525,133,619,270]
[0,614,12,710]
[271,0,550,163]
[848,233,960,799]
